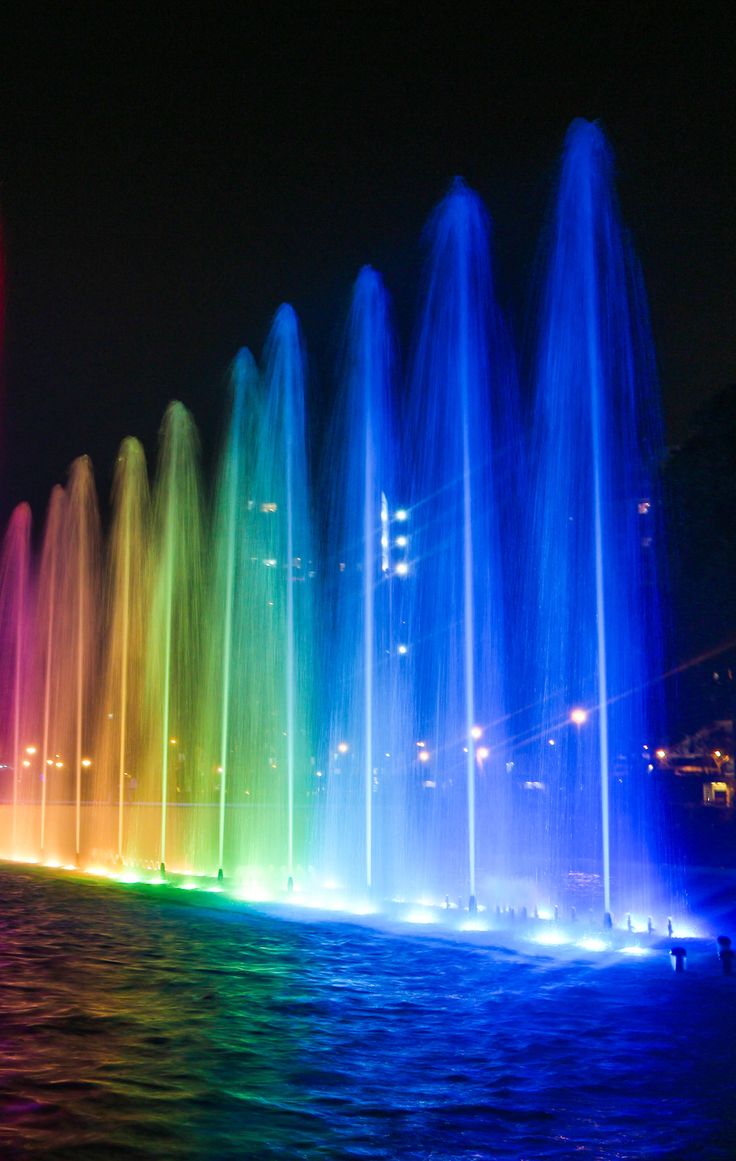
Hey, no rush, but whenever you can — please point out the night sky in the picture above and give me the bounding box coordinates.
[1,4,733,526]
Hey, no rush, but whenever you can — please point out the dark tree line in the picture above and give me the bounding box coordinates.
[663,384,736,740]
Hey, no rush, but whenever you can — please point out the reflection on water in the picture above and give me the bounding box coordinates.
[1,867,735,1159]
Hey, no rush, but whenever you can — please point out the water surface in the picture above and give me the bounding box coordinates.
[1,867,734,1159]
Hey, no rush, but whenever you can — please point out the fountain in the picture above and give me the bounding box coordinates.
[0,120,670,926]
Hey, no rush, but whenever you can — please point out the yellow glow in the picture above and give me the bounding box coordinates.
[81,758,92,768]
[477,746,490,761]
[55,761,63,768]
[471,725,482,740]
[337,741,349,754]
[570,708,588,725]
[25,745,37,755]
[418,750,430,763]
[169,738,177,745]
[22,760,30,768]
[656,748,666,759]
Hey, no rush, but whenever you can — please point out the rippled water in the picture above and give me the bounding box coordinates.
[1,867,735,1159]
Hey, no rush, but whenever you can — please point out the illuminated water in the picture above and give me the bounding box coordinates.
[0,120,668,920]
[1,866,734,1159]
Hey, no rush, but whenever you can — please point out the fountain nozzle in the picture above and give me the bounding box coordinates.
[670,946,687,973]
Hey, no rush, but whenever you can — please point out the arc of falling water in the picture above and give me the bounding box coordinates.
[285,368,295,883]
[582,171,611,915]
[117,488,131,861]
[75,516,84,862]
[40,526,57,855]
[217,381,243,880]
[11,534,26,854]
[363,399,374,892]
[457,212,478,911]
[160,494,174,875]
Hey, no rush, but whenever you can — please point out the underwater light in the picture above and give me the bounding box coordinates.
[533,931,568,947]
[235,886,272,903]
[620,945,651,956]
[407,910,438,925]
[461,920,488,932]
[577,937,608,952]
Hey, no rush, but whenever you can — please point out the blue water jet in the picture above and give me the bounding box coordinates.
[524,119,665,915]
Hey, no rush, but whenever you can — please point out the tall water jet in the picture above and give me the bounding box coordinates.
[146,403,203,874]
[320,267,398,895]
[90,438,151,864]
[59,458,102,863]
[528,120,664,915]
[0,503,31,854]
[258,306,312,885]
[36,486,65,855]
[406,179,512,904]
[207,350,260,878]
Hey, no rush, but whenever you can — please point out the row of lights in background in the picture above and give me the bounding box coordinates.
[14,744,93,773]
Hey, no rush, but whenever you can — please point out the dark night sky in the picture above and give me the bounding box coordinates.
[1,3,733,526]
